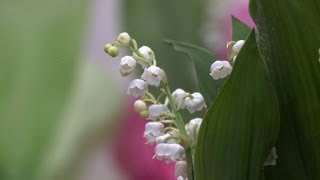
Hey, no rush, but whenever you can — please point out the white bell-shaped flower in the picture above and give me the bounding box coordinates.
[119,56,136,76]
[141,66,165,87]
[175,161,188,179]
[232,40,245,53]
[144,122,165,144]
[134,100,147,113]
[187,118,203,140]
[117,32,131,46]
[184,92,206,113]
[264,147,278,166]
[127,79,148,97]
[172,89,188,109]
[148,104,169,120]
[209,60,232,80]
[154,143,185,163]
[138,46,154,63]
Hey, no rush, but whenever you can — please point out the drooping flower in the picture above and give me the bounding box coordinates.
[144,122,165,144]
[232,40,245,53]
[175,161,188,179]
[117,32,131,46]
[119,56,136,76]
[127,79,148,97]
[187,118,203,140]
[172,89,188,109]
[184,92,206,113]
[141,66,165,87]
[209,60,232,80]
[148,104,170,121]
[134,100,147,113]
[154,143,185,163]
[264,147,278,166]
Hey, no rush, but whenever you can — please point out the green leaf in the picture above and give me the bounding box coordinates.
[232,16,252,41]
[164,40,224,105]
[249,0,320,179]
[195,30,280,180]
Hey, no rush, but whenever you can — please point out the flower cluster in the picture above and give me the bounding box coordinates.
[208,39,246,80]
[104,32,207,180]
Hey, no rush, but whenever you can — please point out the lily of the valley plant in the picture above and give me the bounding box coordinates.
[104,31,277,180]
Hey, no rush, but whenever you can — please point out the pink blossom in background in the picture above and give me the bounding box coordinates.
[114,99,175,180]
[203,0,254,59]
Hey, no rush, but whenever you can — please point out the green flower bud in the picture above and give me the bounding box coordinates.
[139,110,149,119]
[107,46,119,57]
[104,43,112,54]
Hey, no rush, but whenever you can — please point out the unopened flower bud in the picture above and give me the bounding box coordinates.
[138,46,154,63]
[175,161,188,179]
[141,66,165,87]
[117,32,131,46]
[185,92,206,113]
[107,46,119,57]
[139,110,149,118]
[187,118,203,140]
[119,56,136,76]
[127,79,148,97]
[154,143,185,163]
[209,60,232,80]
[104,43,112,53]
[172,89,188,109]
[134,100,147,112]
[144,122,165,144]
[232,40,245,53]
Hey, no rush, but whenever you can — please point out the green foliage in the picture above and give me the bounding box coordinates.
[164,40,225,105]
[250,0,320,179]
[195,30,279,180]
[231,16,251,41]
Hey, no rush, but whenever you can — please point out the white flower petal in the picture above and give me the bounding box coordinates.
[127,79,148,97]
[210,60,232,80]
[144,122,165,144]
[139,46,154,63]
[232,40,245,53]
[185,92,206,113]
[187,118,203,140]
[119,56,136,76]
[172,89,188,109]
[154,143,185,163]
[148,104,169,120]
[141,66,165,87]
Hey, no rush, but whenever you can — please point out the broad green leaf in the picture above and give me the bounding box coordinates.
[164,40,224,105]
[232,16,251,41]
[195,30,280,180]
[250,0,320,179]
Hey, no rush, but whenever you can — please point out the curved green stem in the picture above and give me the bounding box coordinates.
[161,77,194,180]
